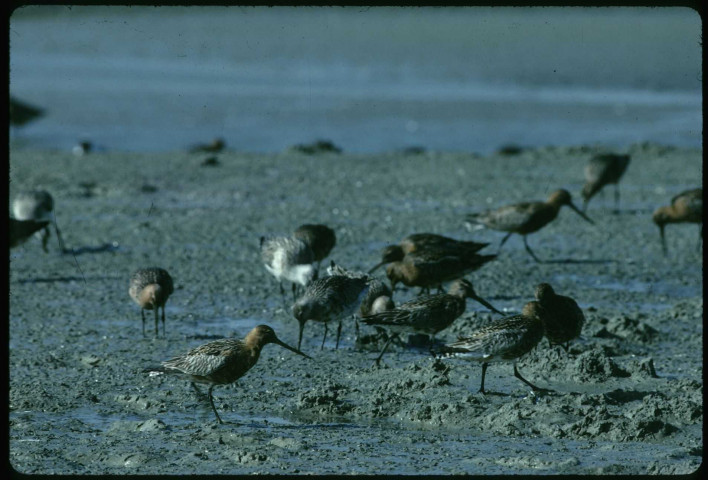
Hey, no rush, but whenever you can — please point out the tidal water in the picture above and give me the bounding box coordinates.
[9,6,702,154]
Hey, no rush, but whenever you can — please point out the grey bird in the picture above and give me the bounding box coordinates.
[581,153,631,213]
[129,267,174,337]
[292,266,369,351]
[260,235,317,302]
[12,190,66,253]
[434,301,551,394]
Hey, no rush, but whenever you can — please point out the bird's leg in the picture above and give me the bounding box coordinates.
[298,320,306,351]
[436,284,444,294]
[320,323,329,350]
[161,305,166,337]
[52,217,67,253]
[207,385,224,424]
[291,283,298,302]
[153,307,159,338]
[141,309,146,337]
[513,362,552,393]
[478,362,489,394]
[191,382,204,396]
[335,319,342,350]
[374,333,398,366]
[613,184,621,214]
[41,226,50,253]
[522,236,543,263]
[498,232,512,253]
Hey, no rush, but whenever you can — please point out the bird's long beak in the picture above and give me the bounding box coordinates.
[471,294,504,315]
[367,261,386,274]
[569,202,595,225]
[274,336,312,359]
[658,224,667,256]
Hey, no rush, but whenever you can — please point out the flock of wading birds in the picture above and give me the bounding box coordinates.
[10,153,703,424]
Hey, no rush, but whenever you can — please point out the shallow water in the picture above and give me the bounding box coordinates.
[9,6,702,154]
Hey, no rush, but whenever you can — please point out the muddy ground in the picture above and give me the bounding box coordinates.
[8,143,703,474]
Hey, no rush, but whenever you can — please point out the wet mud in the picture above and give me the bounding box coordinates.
[9,144,702,474]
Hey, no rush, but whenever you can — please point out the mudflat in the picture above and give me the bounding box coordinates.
[9,144,702,474]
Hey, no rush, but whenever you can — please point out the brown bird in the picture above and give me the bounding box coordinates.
[146,325,311,424]
[368,232,489,273]
[9,218,50,249]
[581,153,631,212]
[652,188,702,255]
[434,301,550,394]
[129,267,174,337]
[385,249,497,295]
[534,283,585,351]
[293,224,336,271]
[465,189,594,263]
[362,279,501,365]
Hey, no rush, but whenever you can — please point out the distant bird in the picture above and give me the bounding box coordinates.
[534,283,585,351]
[72,140,93,157]
[288,139,342,155]
[362,278,502,365]
[12,190,66,253]
[129,267,174,337]
[9,218,50,249]
[189,137,225,154]
[292,267,369,351]
[652,188,703,255]
[581,153,631,212]
[9,97,44,127]
[434,301,550,394]
[146,325,310,424]
[368,233,489,273]
[385,250,497,295]
[465,189,594,263]
[294,224,336,271]
[260,235,317,302]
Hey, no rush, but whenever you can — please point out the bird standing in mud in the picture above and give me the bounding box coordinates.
[533,283,585,351]
[145,325,310,424]
[368,232,489,273]
[129,267,174,337]
[465,189,594,263]
[260,235,317,302]
[385,249,497,295]
[652,188,702,256]
[9,218,50,249]
[292,265,369,351]
[362,278,502,366]
[581,153,631,213]
[12,189,66,253]
[294,224,336,271]
[434,301,550,394]
[327,262,394,317]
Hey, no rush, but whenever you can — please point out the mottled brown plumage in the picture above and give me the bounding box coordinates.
[385,250,497,294]
[465,189,594,262]
[369,233,489,273]
[129,267,174,337]
[435,301,550,394]
[534,283,585,351]
[652,188,702,255]
[147,325,310,424]
[581,153,631,212]
[362,279,501,365]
